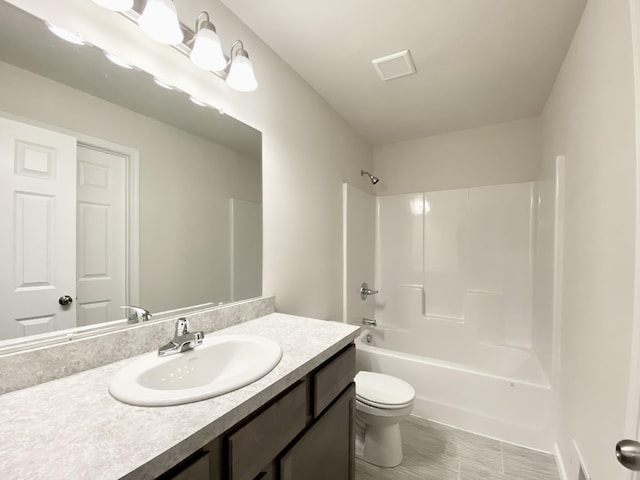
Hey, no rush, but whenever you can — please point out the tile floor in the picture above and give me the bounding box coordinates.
[355,416,561,480]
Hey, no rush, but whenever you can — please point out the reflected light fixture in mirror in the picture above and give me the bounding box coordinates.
[190,12,227,72]
[153,77,175,90]
[189,95,209,107]
[139,0,183,45]
[46,23,86,45]
[105,51,134,69]
[226,41,258,92]
[91,0,133,12]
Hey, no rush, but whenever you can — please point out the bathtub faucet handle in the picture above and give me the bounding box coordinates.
[360,282,379,300]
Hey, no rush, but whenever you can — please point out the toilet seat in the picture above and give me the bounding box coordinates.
[356,395,414,410]
[355,371,415,409]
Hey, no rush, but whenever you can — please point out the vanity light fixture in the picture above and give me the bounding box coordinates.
[138,0,183,45]
[189,12,227,72]
[91,2,259,92]
[226,41,258,92]
[46,23,86,45]
[105,51,134,69]
[91,0,133,12]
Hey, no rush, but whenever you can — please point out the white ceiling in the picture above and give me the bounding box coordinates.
[219,0,587,146]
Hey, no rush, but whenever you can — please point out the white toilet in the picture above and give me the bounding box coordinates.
[354,371,415,467]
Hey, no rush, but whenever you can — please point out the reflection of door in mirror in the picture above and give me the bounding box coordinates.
[0,116,77,339]
[76,145,127,327]
[0,115,135,340]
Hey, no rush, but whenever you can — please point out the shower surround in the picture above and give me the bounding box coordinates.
[343,180,557,450]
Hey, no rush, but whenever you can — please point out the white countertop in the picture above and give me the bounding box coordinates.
[0,313,359,480]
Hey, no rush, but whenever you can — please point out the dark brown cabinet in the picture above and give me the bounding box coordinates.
[228,380,308,480]
[158,343,356,480]
[280,384,355,480]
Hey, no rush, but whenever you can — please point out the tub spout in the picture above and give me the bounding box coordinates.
[363,318,377,327]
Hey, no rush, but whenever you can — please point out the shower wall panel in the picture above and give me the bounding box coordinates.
[342,184,375,325]
[532,178,556,379]
[375,182,537,363]
[374,192,424,328]
[466,183,534,348]
[423,188,468,321]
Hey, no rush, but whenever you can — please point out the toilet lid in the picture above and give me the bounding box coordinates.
[355,371,415,407]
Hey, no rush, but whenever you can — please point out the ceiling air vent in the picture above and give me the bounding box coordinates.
[372,49,416,81]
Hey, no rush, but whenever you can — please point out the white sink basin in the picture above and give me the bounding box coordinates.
[109,334,282,406]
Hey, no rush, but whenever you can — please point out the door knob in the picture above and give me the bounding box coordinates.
[58,295,73,306]
[616,439,640,471]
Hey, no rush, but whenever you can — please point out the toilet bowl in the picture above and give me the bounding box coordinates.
[354,371,415,467]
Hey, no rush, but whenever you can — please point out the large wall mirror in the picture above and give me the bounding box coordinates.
[0,1,262,348]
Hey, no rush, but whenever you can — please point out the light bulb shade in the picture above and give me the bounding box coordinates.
[91,0,133,12]
[139,0,183,45]
[190,28,227,72]
[226,52,258,92]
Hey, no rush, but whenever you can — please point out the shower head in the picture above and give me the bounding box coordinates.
[361,170,379,185]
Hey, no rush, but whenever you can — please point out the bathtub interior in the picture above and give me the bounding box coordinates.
[359,327,548,387]
[356,329,553,450]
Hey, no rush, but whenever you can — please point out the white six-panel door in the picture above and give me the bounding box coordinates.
[76,144,126,327]
[0,116,77,340]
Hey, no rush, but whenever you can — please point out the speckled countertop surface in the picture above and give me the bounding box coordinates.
[0,313,359,480]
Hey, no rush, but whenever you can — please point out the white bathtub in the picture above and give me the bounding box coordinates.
[355,328,553,451]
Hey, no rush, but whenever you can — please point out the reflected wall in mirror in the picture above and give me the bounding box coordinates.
[0,1,262,344]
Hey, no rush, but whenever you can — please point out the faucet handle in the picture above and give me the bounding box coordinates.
[176,317,190,336]
[121,305,152,324]
[359,282,379,300]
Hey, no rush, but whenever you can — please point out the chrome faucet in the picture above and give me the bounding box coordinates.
[363,318,377,327]
[158,318,205,357]
[121,305,152,324]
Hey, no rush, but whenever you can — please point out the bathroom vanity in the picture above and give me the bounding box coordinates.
[0,313,359,479]
[162,343,356,480]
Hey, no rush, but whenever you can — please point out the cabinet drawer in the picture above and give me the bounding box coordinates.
[227,380,307,480]
[313,344,355,417]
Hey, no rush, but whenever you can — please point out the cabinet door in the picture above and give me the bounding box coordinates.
[249,462,276,480]
[280,383,355,480]
[228,380,307,480]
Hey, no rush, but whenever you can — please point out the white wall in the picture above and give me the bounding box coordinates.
[0,60,260,314]
[372,117,541,195]
[7,0,373,322]
[541,0,637,477]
